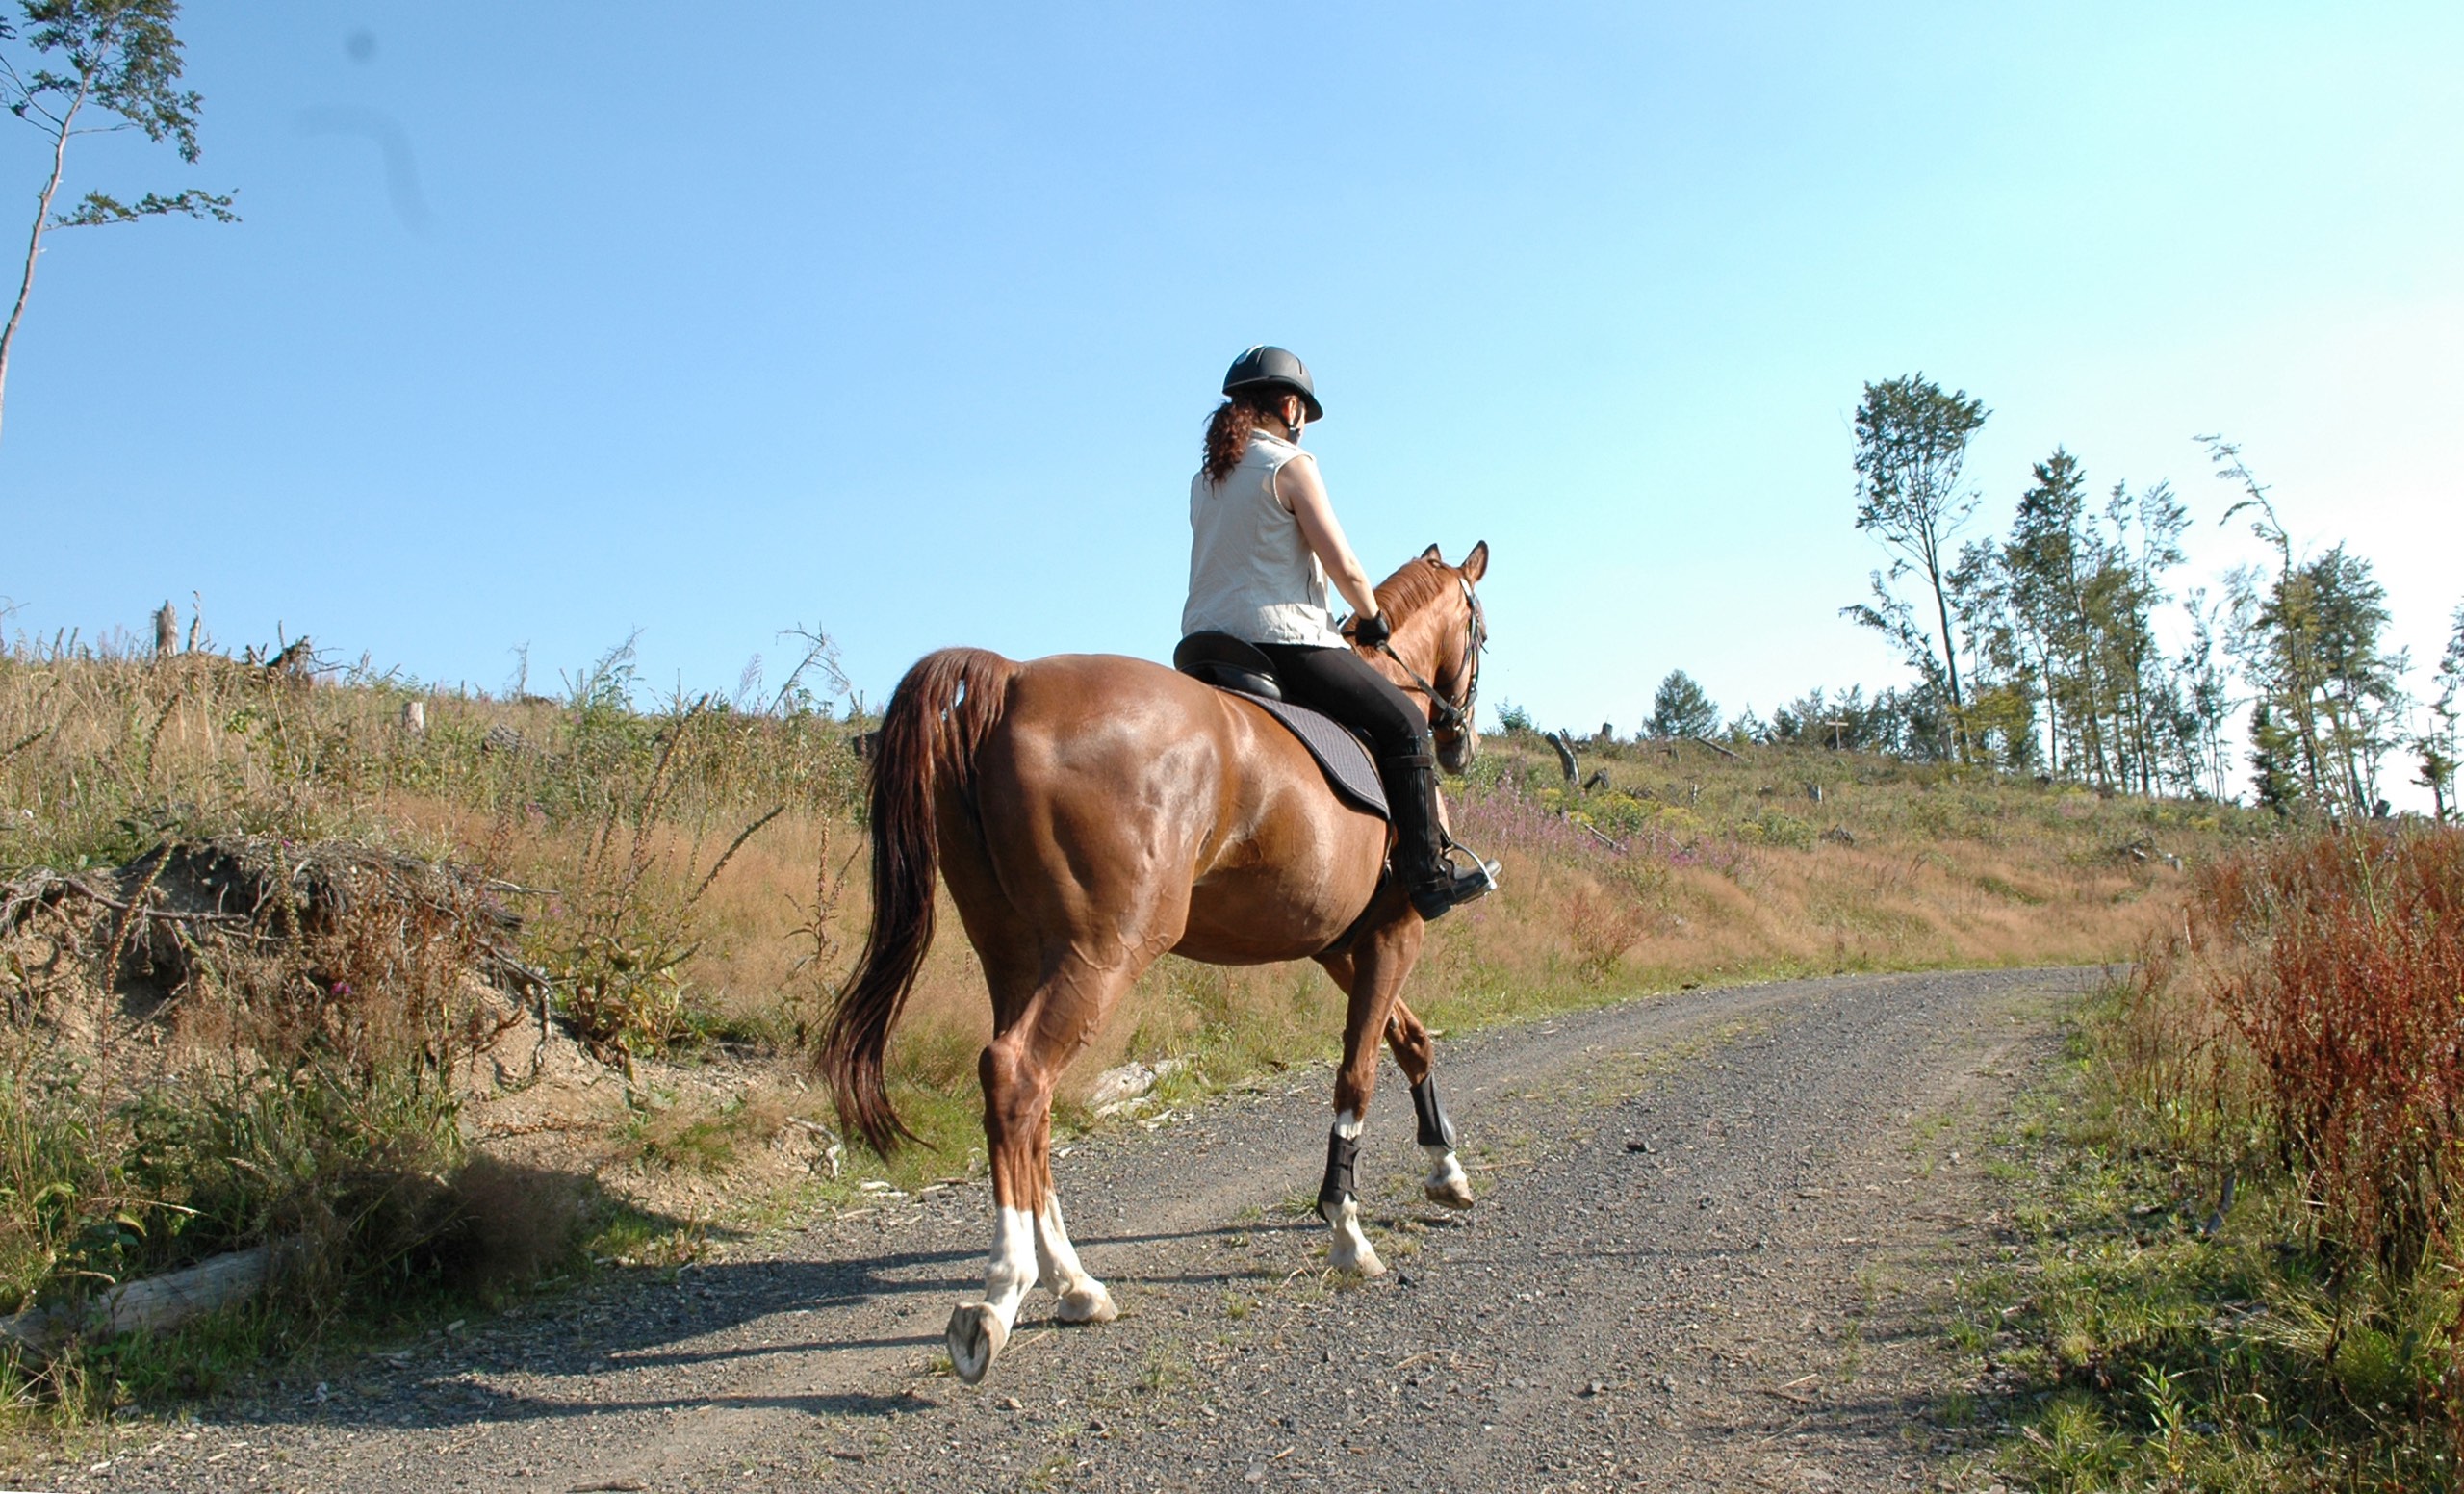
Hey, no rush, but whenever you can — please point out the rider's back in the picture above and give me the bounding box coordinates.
[1181,430,1346,649]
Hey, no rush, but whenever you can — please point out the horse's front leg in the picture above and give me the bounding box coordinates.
[1314,910,1424,1275]
[1385,996,1474,1209]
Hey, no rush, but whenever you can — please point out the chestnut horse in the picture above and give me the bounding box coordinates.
[821,542,1490,1384]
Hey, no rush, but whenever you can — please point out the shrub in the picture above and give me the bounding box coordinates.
[2194,826,2464,1275]
[1989,828,2464,1488]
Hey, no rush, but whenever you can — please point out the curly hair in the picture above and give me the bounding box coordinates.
[1199,391,1290,486]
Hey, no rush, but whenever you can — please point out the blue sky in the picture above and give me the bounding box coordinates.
[4,5,2458,771]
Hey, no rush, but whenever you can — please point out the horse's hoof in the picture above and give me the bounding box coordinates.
[946,1301,1008,1384]
[1424,1175,1476,1210]
[1332,1244,1387,1278]
[1055,1281,1118,1325]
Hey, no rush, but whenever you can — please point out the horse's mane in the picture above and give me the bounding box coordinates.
[1370,557,1454,622]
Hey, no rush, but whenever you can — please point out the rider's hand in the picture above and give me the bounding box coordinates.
[1352,612,1391,649]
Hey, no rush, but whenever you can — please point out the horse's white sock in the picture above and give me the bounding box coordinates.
[1035,1196,1117,1323]
[981,1205,1038,1331]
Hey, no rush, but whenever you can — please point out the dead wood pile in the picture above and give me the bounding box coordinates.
[3,837,543,996]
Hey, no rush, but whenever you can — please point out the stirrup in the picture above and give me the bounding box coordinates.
[1410,839,1500,922]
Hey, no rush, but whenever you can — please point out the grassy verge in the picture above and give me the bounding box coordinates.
[1948,828,2464,1492]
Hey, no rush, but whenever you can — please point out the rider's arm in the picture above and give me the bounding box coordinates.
[1276,452,1381,621]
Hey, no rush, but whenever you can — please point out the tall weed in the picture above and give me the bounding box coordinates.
[2183,826,2464,1275]
[2008,823,2464,1485]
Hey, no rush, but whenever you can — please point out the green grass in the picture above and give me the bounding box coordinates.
[1948,992,2462,1492]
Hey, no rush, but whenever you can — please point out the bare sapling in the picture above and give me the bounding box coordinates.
[0,0,236,443]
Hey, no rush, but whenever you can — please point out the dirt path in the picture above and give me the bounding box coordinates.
[26,966,2092,1493]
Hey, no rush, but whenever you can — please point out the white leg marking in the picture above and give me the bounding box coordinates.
[1322,1110,1385,1276]
[1035,1196,1117,1325]
[947,1204,1036,1384]
[1324,1195,1385,1276]
[1423,1144,1475,1209]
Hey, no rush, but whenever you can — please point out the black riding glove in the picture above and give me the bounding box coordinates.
[1352,612,1391,649]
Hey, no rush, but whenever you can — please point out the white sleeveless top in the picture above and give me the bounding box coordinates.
[1181,430,1347,648]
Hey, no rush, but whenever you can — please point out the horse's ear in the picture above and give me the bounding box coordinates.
[1420,544,1444,564]
[1462,541,1489,581]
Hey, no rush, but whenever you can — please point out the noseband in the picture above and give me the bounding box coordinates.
[1373,576,1485,739]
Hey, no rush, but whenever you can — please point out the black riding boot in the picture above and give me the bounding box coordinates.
[1381,752,1498,922]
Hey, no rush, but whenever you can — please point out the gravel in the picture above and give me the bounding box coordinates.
[15,966,2093,1493]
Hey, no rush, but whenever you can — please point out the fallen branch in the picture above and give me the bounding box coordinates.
[0,1244,276,1353]
[1574,819,1629,854]
[0,866,250,936]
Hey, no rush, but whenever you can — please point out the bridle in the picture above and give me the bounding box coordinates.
[1370,575,1485,740]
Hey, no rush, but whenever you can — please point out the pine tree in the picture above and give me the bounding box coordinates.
[1647,670,1721,740]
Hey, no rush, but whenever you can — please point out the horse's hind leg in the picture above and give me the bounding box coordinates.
[945,950,1139,1384]
[1385,997,1474,1209]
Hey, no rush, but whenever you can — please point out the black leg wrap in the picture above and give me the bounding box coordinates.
[1410,1075,1456,1150]
[1317,1130,1359,1217]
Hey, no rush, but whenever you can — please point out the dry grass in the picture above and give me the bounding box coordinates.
[1,630,2266,1120]
[0,622,2286,1423]
[868,732,2262,1120]
[3,627,2254,1030]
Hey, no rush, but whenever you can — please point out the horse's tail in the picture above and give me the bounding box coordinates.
[820,647,1019,1157]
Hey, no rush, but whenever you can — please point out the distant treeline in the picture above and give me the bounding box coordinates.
[1537,376,2462,818]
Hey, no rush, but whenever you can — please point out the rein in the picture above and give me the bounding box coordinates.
[1373,575,1485,737]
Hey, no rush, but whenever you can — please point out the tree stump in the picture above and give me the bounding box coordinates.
[1548,730,1578,784]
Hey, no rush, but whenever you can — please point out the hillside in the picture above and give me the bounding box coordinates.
[0,630,2273,1416]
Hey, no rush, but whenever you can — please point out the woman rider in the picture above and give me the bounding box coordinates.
[1182,346,1495,921]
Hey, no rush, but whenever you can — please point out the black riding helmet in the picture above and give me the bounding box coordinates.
[1221,345,1323,423]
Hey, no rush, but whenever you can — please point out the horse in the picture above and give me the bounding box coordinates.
[820,541,1490,1385]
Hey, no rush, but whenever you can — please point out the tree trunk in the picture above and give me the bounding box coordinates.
[0,80,87,446]
[2034,641,2059,776]
[1925,561,1967,762]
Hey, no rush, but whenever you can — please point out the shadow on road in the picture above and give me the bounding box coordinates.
[196,1240,991,1435]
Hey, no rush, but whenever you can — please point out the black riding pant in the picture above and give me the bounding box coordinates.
[1253,644,1431,761]
[1254,643,1446,881]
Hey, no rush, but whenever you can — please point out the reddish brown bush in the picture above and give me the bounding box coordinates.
[2192,825,2464,1275]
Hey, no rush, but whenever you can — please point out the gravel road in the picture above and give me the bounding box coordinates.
[21,966,2093,1494]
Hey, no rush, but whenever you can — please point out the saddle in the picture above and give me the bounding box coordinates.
[1172,632,1389,820]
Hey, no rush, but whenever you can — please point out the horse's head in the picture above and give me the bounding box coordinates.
[1353,540,1489,775]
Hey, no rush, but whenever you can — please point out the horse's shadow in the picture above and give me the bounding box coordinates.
[207,1215,1333,1434]
[204,1230,983,1434]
